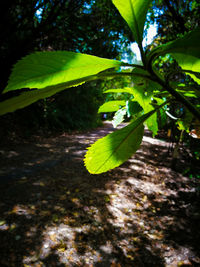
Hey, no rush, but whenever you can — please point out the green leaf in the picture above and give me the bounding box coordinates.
[184,70,200,85]
[112,0,151,44]
[103,88,133,94]
[98,100,126,113]
[176,89,199,98]
[4,51,122,93]
[0,220,6,226]
[171,82,200,98]
[177,109,193,133]
[147,29,200,85]
[127,101,143,117]
[112,108,127,128]
[84,110,157,174]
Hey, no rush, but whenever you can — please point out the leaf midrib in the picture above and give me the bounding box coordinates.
[7,63,120,90]
[93,119,144,173]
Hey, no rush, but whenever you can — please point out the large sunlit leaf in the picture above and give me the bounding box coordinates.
[0,77,87,116]
[98,100,126,113]
[112,0,151,44]
[4,51,122,93]
[84,109,157,174]
[147,29,200,85]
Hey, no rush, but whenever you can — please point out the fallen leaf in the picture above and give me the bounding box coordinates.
[52,214,59,222]
[142,195,147,202]
[110,261,121,267]
[58,247,66,252]
[49,234,57,242]
[104,196,110,202]
[71,198,79,203]
[0,220,6,226]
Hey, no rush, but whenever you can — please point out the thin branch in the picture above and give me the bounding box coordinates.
[152,72,200,121]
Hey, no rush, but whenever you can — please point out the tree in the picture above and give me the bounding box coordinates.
[149,0,200,41]
[0,0,199,173]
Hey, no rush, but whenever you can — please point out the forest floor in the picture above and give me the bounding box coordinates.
[0,122,200,267]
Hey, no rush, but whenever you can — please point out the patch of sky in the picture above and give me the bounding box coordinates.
[35,7,43,22]
[83,1,95,14]
[122,9,163,64]
[131,22,158,62]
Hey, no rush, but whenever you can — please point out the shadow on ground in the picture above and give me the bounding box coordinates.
[0,122,199,266]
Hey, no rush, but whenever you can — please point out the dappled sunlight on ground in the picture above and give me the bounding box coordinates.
[0,122,199,266]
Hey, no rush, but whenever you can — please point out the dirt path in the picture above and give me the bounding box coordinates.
[0,122,199,267]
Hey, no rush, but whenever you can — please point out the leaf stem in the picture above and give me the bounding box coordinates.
[153,72,200,120]
[146,51,200,121]
[138,42,147,68]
